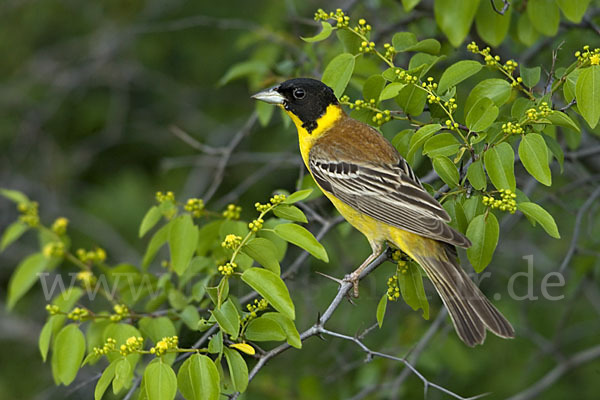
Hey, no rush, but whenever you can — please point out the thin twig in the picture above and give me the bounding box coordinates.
[559,186,600,272]
[490,0,510,15]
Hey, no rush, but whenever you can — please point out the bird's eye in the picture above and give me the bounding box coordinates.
[293,88,306,99]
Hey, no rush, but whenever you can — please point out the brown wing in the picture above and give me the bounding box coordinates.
[309,119,471,248]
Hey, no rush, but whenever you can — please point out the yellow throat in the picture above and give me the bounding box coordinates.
[282,103,343,167]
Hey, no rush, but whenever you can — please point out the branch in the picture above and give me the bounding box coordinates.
[490,0,510,15]
[505,344,600,400]
[559,186,600,273]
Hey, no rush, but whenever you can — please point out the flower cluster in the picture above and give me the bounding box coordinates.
[383,43,396,60]
[248,218,264,232]
[422,76,438,90]
[155,191,175,203]
[395,69,419,84]
[76,270,97,287]
[255,194,286,212]
[347,98,376,111]
[503,59,518,73]
[76,247,107,264]
[110,304,129,322]
[243,298,269,322]
[372,110,392,126]
[444,119,460,129]
[359,40,376,53]
[150,336,178,356]
[443,98,458,112]
[314,8,350,28]
[120,336,144,356]
[387,275,400,301]
[525,102,553,120]
[467,42,502,67]
[67,307,90,321]
[184,198,204,218]
[222,204,242,220]
[355,18,372,35]
[43,242,65,258]
[482,189,517,213]
[17,201,39,227]
[93,338,117,356]
[501,121,524,135]
[221,234,242,249]
[511,77,524,87]
[45,304,60,315]
[218,262,237,276]
[575,45,600,65]
[51,217,69,235]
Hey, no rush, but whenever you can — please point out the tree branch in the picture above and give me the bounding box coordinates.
[490,0,510,15]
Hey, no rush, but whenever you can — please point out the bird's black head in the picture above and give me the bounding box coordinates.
[252,78,339,133]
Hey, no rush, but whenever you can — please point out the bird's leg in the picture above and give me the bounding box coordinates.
[344,241,385,297]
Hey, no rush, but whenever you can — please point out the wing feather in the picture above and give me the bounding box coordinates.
[309,152,471,248]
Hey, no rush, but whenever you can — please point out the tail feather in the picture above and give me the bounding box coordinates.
[411,245,515,347]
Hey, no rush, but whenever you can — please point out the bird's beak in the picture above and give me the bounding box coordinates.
[251,87,285,105]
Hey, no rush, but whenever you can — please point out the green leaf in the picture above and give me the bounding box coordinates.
[398,263,429,319]
[575,66,600,128]
[139,317,176,345]
[432,156,460,187]
[465,79,512,115]
[379,82,406,101]
[434,0,481,47]
[466,97,499,132]
[396,83,427,116]
[7,252,49,309]
[402,0,421,12]
[273,223,328,262]
[169,214,199,275]
[520,66,541,88]
[144,361,177,400]
[95,360,118,400]
[113,358,132,394]
[519,133,552,186]
[301,21,333,42]
[142,221,172,268]
[557,0,591,23]
[39,317,55,362]
[528,0,560,36]
[363,74,386,103]
[0,188,29,204]
[336,29,362,54]
[241,237,281,274]
[466,213,499,272]
[256,100,275,127]
[423,133,461,157]
[241,268,295,320]
[546,111,580,133]
[438,60,482,93]
[376,293,387,328]
[208,331,223,354]
[245,316,287,341]
[404,39,441,55]
[392,32,417,51]
[212,299,240,340]
[284,189,313,204]
[223,348,248,393]
[467,160,487,190]
[475,0,512,47]
[517,12,540,46]
[321,53,355,97]
[1,221,28,252]
[139,206,162,237]
[218,60,268,86]
[543,134,564,173]
[273,204,307,223]
[484,142,516,191]
[407,124,442,162]
[177,354,220,400]
[54,324,85,385]
[261,312,302,349]
[517,202,561,238]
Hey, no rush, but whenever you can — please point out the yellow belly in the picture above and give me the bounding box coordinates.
[321,186,437,259]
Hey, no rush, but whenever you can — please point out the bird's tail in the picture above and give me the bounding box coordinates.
[407,244,515,346]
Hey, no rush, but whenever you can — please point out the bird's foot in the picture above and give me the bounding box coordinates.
[343,272,361,298]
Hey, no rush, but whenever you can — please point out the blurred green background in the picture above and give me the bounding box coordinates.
[1,0,600,399]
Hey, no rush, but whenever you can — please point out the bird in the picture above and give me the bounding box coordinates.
[251,77,514,346]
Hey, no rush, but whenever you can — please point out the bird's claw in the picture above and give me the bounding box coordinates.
[343,273,360,298]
